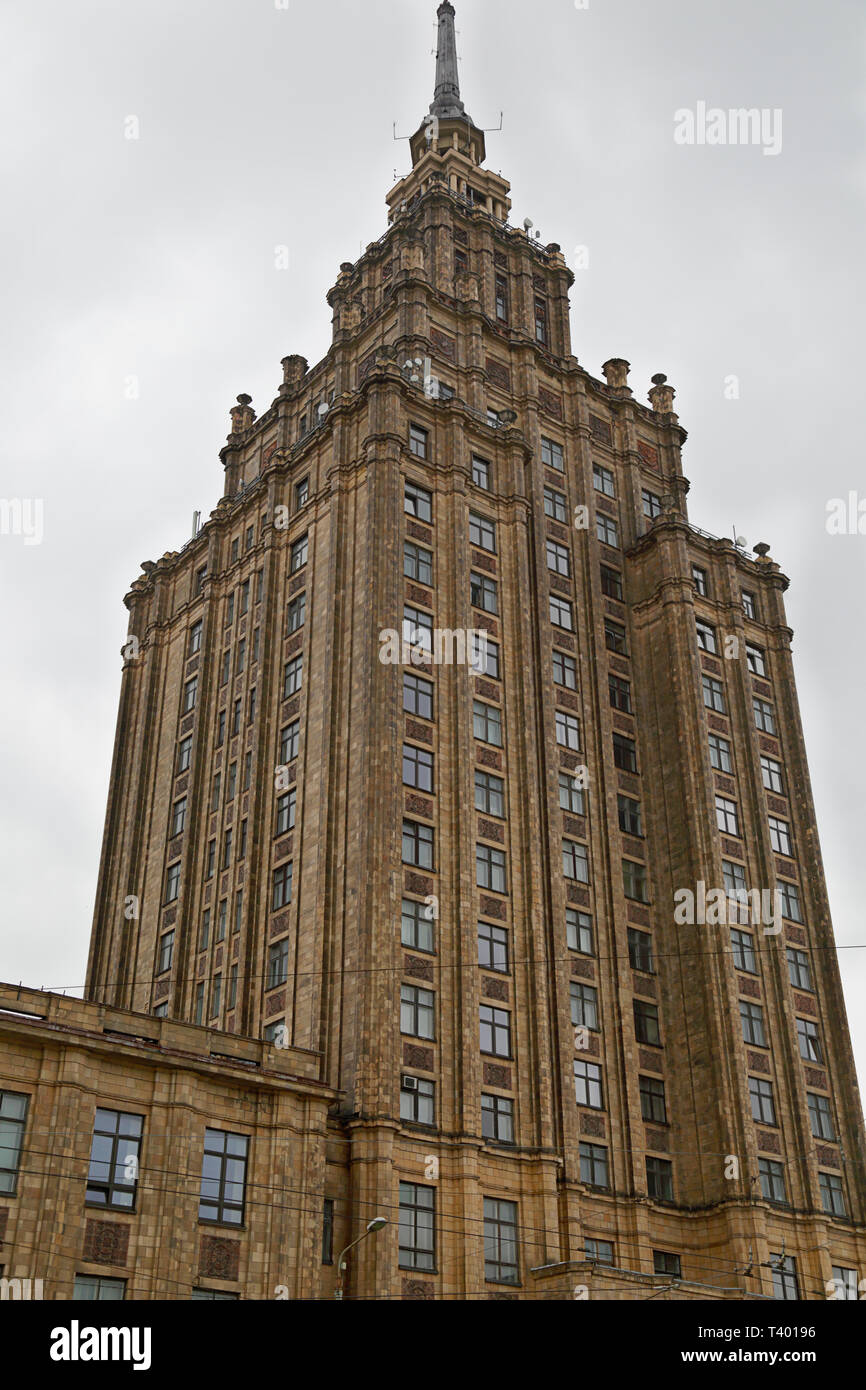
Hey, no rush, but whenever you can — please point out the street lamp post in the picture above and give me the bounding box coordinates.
[333,1217,388,1300]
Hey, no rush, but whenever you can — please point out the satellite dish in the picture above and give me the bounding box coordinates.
[402,360,414,371]
[317,403,329,418]
[523,217,533,232]
[735,535,747,548]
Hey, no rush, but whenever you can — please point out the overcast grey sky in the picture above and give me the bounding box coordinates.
[1,0,864,1088]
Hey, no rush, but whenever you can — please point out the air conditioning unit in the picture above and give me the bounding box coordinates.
[401,1074,418,1092]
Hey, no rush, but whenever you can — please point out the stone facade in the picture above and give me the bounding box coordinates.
[21,2,865,1299]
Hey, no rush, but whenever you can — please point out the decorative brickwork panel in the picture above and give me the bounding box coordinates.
[604,599,625,620]
[475,614,498,636]
[474,678,500,702]
[199,1236,240,1281]
[609,656,630,678]
[758,735,781,756]
[282,697,301,721]
[270,912,290,938]
[557,689,580,713]
[721,838,741,859]
[406,520,433,545]
[589,414,611,444]
[403,954,434,983]
[632,973,656,999]
[804,1066,828,1089]
[747,1051,771,1073]
[538,387,563,420]
[403,1044,434,1070]
[752,679,772,700]
[645,1128,669,1152]
[404,872,434,898]
[639,1049,663,1073]
[554,632,575,652]
[563,816,587,840]
[622,837,645,861]
[488,1291,519,1300]
[559,751,580,773]
[637,440,659,469]
[477,748,503,771]
[816,1145,841,1169]
[405,794,434,819]
[483,977,509,1002]
[618,773,639,795]
[405,719,433,745]
[214,947,223,970]
[83,1220,130,1267]
[470,549,497,574]
[547,521,569,543]
[168,834,183,858]
[482,1063,511,1089]
[402,1279,435,1300]
[153,979,170,1001]
[275,836,293,863]
[265,990,286,1015]
[406,583,433,608]
[162,907,177,928]
[454,227,468,245]
[766,795,788,816]
[479,895,507,920]
[626,903,650,927]
[596,495,618,516]
[478,819,505,844]
[431,327,456,361]
[571,958,595,981]
[707,714,729,735]
[714,774,736,796]
[197,955,206,978]
[580,1112,605,1137]
[566,885,591,908]
[493,250,507,267]
[533,273,547,292]
[262,441,278,467]
[756,1130,781,1155]
[180,714,194,736]
[286,631,303,657]
[701,655,722,676]
[549,575,572,596]
[486,358,511,391]
[776,858,797,881]
[794,992,817,1016]
[739,976,761,999]
[186,655,201,676]
[545,468,565,489]
[785,926,807,946]
[174,775,189,796]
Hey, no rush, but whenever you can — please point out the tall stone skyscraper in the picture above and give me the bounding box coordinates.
[85,2,865,1298]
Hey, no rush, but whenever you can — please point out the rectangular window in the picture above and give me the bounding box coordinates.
[198,1128,249,1226]
[236,637,246,675]
[157,930,174,975]
[483,1197,519,1284]
[404,479,432,522]
[291,535,308,572]
[730,928,757,973]
[754,698,776,734]
[403,604,433,653]
[189,621,203,655]
[771,1255,799,1301]
[211,972,222,1017]
[0,1091,29,1195]
[469,512,496,552]
[553,650,577,689]
[231,698,241,735]
[472,455,491,490]
[276,788,297,835]
[622,859,648,903]
[227,762,237,801]
[399,1182,435,1271]
[566,909,593,954]
[640,1076,667,1124]
[612,733,637,773]
[579,1141,608,1188]
[642,489,662,520]
[409,425,429,459]
[547,539,571,577]
[609,674,632,713]
[195,566,207,596]
[600,565,623,600]
[653,1250,681,1277]
[403,743,434,793]
[742,591,757,620]
[216,711,226,748]
[696,620,717,653]
[573,1059,603,1109]
[475,770,505,817]
[233,891,243,935]
[272,862,294,910]
[570,982,599,1031]
[544,487,568,522]
[479,639,500,680]
[715,795,739,836]
[604,619,627,655]
[494,274,509,321]
[534,295,548,345]
[476,844,507,893]
[280,720,300,764]
[267,938,289,990]
[287,593,306,634]
[404,673,434,720]
[618,795,642,837]
[403,819,434,870]
[559,771,585,815]
[549,595,573,631]
[628,928,653,973]
[164,861,181,904]
[73,1275,126,1301]
[194,982,205,1025]
[830,1266,858,1301]
[216,900,227,942]
[171,797,187,838]
[808,1092,834,1141]
[820,1173,847,1217]
[709,734,733,773]
[401,985,435,1040]
[401,898,434,953]
[587,1239,615,1265]
[779,880,802,923]
[786,947,812,991]
[86,1109,143,1210]
[702,675,725,712]
[220,650,230,686]
[562,840,589,883]
[596,514,619,548]
[404,541,433,586]
[555,710,580,750]
[474,700,502,747]
[749,1076,776,1126]
[401,1075,435,1127]
[593,464,614,497]
[797,1017,823,1063]
[746,644,767,677]
[692,565,708,596]
[740,1000,766,1047]
[295,478,309,508]
[479,1004,511,1057]
[646,1157,674,1200]
[225,592,235,626]
[478,921,509,973]
[481,1094,514,1144]
[222,828,232,869]
[470,572,498,613]
[239,579,250,616]
[760,756,784,794]
[201,908,211,950]
[759,1158,787,1205]
[541,436,564,472]
[768,816,792,856]
[634,999,661,1046]
[182,677,197,714]
[283,655,303,699]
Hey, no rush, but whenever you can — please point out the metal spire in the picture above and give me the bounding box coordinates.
[430,2,472,122]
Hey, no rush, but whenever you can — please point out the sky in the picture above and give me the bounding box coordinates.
[1,0,864,1088]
